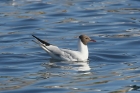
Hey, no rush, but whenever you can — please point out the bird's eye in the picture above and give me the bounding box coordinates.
[86,38,88,39]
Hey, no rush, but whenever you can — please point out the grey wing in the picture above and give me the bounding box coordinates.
[42,45,80,61]
[60,49,81,61]
[42,45,79,61]
[32,35,64,59]
[41,44,64,58]
[40,43,80,61]
[32,35,80,61]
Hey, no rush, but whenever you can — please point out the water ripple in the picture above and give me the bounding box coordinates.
[0,0,140,93]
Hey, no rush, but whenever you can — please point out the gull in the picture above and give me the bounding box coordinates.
[32,35,96,61]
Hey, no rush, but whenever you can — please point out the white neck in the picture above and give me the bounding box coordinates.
[78,39,89,59]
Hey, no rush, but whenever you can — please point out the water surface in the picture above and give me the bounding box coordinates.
[0,0,140,93]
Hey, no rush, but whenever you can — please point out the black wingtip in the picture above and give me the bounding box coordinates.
[32,35,36,38]
[32,35,51,46]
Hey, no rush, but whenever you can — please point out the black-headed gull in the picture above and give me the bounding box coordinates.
[32,35,96,61]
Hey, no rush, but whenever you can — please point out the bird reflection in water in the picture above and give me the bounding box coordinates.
[43,59,91,73]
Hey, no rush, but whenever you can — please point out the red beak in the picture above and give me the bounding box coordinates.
[90,40,96,42]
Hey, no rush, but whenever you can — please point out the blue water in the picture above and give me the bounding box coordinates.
[0,0,140,93]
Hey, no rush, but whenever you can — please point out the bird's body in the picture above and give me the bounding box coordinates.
[32,35,95,61]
